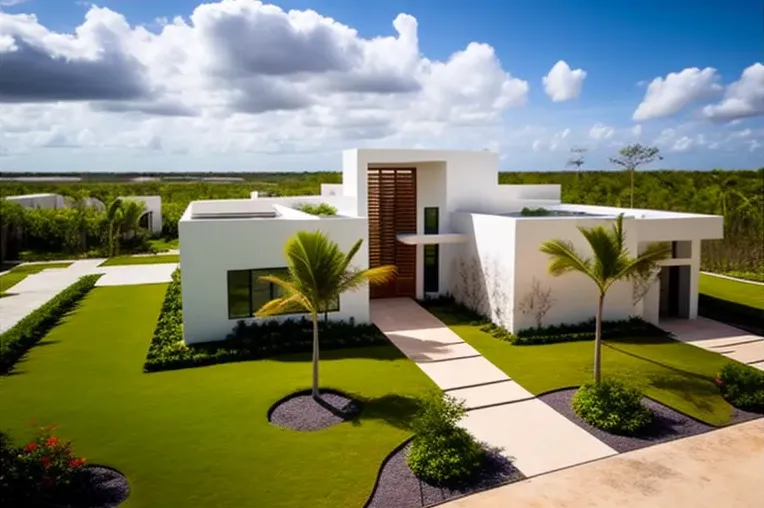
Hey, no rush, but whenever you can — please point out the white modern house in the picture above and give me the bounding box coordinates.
[3,193,163,235]
[178,149,723,345]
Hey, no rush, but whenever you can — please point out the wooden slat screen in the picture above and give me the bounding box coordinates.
[368,168,417,298]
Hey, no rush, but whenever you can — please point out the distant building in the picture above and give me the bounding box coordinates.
[200,177,245,183]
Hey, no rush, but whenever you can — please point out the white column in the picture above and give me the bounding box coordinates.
[689,239,700,319]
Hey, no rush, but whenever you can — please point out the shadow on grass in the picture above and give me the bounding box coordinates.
[352,393,426,431]
[603,342,715,383]
[645,373,721,413]
[270,344,409,363]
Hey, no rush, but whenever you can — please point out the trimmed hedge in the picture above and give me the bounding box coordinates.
[699,294,764,336]
[144,269,389,372]
[0,274,100,373]
[717,363,764,413]
[419,296,667,346]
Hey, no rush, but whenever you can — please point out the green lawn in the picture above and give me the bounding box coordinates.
[0,285,435,508]
[428,305,739,426]
[99,254,180,267]
[148,238,179,252]
[700,273,764,310]
[0,262,73,294]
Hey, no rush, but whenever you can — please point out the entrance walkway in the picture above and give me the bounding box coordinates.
[442,418,764,508]
[371,298,616,477]
[0,259,176,333]
[661,317,764,371]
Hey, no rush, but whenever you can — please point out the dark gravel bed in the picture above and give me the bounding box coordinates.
[539,388,720,453]
[269,389,362,431]
[730,406,763,424]
[366,442,525,508]
[54,465,130,508]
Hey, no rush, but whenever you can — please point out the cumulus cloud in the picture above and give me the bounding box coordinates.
[542,60,587,102]
[0,1,531,154]
[589,123,614,140]
[632,124,642,137]
[672,136,693,152]
[633,67,722,121]
[703,63,764,122]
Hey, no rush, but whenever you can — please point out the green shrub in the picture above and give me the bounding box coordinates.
[520,207,552,216]
[717,363,764,413]
[144,269,388,372]
[572,379,652,434]
[0,274,100,373]
[0,425,88,506]
[406,395,485,486]
[513,316,667,345]
[295,202,338,216]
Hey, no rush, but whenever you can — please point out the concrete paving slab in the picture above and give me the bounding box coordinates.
[443,419,764,508]
[401,341,481,363]
[720,340,764,365]
[662,317,764,368]
[448,380,534,409]
[418,356,509,391]
[95,264,176,287]
[371,298,455,333]
[459,399,617,477]
[749,360,764,371]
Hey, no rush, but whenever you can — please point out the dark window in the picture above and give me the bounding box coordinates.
[424,207,439,235]
[424,244,439,293]
[227,268,339,319]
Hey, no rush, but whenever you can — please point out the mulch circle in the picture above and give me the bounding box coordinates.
[54,465,130,508]
[539,387,762,453]
[268,389,362,431]
[365,441,525,508]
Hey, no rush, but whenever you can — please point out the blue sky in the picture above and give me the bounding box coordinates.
[0,0,762,171]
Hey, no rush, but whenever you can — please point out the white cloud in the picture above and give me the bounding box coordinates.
[632,124,642,137]
[0,2,531,157]
[589,123,614,140]
[672,136,693,152]
[703,63,764,122]
[633,67,722,121]
[748,139,762,152]
[0,0,30,7]
[542,60,586,102]
[532,139,543,151]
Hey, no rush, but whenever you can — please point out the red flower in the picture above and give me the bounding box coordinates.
[40,456,51,469]
[45,436,59,447]
[24,442,39,453]
[69,458,86,468]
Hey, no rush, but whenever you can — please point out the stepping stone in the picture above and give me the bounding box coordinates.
[449,380,534,409]
[459,399,617,477]
[418,356,508,391]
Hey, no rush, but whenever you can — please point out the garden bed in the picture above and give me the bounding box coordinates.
[365,441,524,508]
[53,465,130,508]
[539,387,761,453]
[268,389,362,431]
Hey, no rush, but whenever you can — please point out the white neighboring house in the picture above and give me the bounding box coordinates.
[178,149,723,345]
[4,193,163,235]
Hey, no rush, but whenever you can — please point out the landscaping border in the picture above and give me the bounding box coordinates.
[0,274,101,373]
[267,388,363,431]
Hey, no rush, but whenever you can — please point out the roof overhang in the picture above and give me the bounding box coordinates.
[396,233,468,245]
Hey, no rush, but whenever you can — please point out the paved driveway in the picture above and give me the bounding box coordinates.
[661,317,764,371]
[371,298,616,477]
[0,259,176,333]
[442,419,764,508]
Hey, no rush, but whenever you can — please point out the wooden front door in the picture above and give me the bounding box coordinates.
[368,168,417,298]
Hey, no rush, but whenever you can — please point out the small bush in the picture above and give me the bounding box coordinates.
[520,207,552,216]
[572,379,652,434]
[144,269,388,372]
[406,395,485,486]
[0,425,87,506]
[0,274,100,373]
[717,363,764,413]
[295,202,338,216]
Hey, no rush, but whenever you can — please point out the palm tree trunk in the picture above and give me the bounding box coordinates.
[311,311,320,400]
[107,223,113,257]
[594,293,604,384]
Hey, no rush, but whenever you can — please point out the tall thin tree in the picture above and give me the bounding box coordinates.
[609,144,662,209]
[566,147,587,183]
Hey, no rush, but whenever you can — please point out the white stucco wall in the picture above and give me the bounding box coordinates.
[5,193,64,209]
[179,212,370,344]
[120,195,162,235]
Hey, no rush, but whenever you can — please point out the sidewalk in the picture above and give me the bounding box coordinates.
[371,298,616,477]
[442,419,764,508]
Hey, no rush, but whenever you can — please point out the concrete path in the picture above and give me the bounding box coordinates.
[371,298,616,477]
[0,259,176,333]
[701,271,764,286]
[442,419,764,508]
[661,317,764,371]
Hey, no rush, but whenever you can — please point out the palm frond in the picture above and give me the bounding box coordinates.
[540,239,595,279]
[338,265,397,293]
[255,293,309,317]
[612,241,671,284]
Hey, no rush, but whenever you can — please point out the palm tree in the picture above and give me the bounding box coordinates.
[255,231,396,400]
[105,198,123,257]
[539,214,670,384]
[119,200,146,238]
